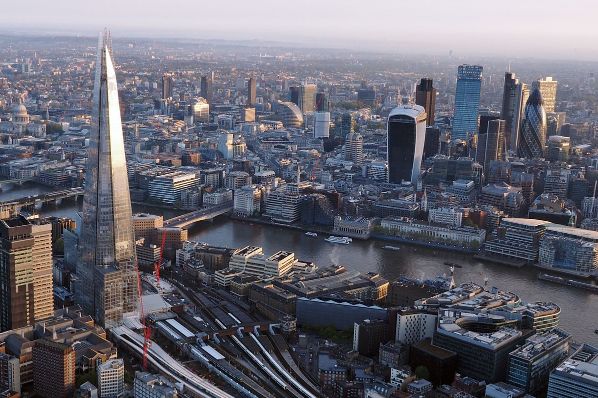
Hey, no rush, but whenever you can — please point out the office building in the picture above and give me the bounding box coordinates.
[264,190,302,223]
[233,185,262,217]
[379,341,409,368]
[0,353,20,395]
[97,358,124,398]
[277,101,303,128]
[315,92,329,112]
[75,34,138,328]
[192,98,209,122]
[345,132,364,164]
[161,73,174,100]
[395,310,437,345]
[148,171,198,205]
[424,156,483,187]
[433,309,532,382]
[247,76,256,106]
[224,171,251,190]
[532,77,558,113]
[387,104,427,185]
[539,224,598,274]
[544,168,570,199]
[200,73,213,103]
[340,113,354,137]
[241,107,255,123]
[547,135,570,162]
[353,319,391,357]
[313,111,330,138]
[132,213,164,241]
[410,339,458,386]
[296,83,316,113]
[483,218,550,264]
[547,344,598,398]
[453,65,483,140]
[357,85,376,105]
[518,88,547,159]
[32,339,76,398]
[528,194,576,226]
[423,127,440,160]
[501,72,530,153]
[501,72,519,149]
[507,329,571,394]
[0,216,53,332]
[134,371,179,398]
[415,78,436,125]
[476,119,505,171]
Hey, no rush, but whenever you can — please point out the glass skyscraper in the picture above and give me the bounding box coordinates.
[387,105,427,185]
[75,33,137,328]
[452,65,483,140]
[518,88,547,159]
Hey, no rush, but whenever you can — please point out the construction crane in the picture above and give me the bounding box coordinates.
[135,261,151,370]
[154,230,167,289]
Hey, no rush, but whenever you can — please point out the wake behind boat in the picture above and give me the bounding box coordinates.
[325,236,351,245]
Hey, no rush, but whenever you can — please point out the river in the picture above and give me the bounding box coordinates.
[5,182,598,344]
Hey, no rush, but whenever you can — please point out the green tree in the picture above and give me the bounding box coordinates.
[415,365,430,380]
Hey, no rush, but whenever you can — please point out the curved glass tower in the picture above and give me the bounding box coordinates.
[75,33,137,327]
[518,88,547,159]
[387,105,427,185]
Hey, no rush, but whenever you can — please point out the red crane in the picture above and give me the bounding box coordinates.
[154,230,167,289]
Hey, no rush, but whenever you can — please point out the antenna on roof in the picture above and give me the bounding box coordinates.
[102,28,113,56]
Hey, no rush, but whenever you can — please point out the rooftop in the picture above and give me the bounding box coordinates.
[509,329,571,361]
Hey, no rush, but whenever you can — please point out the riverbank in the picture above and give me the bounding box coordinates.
[229,215,480,254]
[473,253,527,268]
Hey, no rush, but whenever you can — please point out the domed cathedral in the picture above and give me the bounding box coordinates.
[0,97,47,137]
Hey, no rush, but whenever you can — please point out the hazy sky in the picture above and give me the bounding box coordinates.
[2,0,597,60]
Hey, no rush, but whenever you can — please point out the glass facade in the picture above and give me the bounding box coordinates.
[452,65,483,140]
[75,34,137,328]
[518,88,547,159]
[387,105,427,185]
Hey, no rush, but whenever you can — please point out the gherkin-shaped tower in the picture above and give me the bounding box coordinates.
[518,88,547,159]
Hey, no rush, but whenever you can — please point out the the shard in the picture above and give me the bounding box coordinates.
[75,32,137,328]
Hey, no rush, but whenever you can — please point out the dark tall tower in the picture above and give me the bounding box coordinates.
[289,86,299,106]
[387,105,427,185]
[518,88,547,159]
[501,72,517,137]
[247,77,256,107]
[415,78,436,125]
[476,119,505,171]
[315,92,329,112]
[201,74,213,103]
[75,33,137,328]
[423,127,441,160]
[161,73,173,100]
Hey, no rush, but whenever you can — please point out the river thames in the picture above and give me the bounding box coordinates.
[6,182,598,344]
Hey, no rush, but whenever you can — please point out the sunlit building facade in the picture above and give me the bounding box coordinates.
[75,33,138,328]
